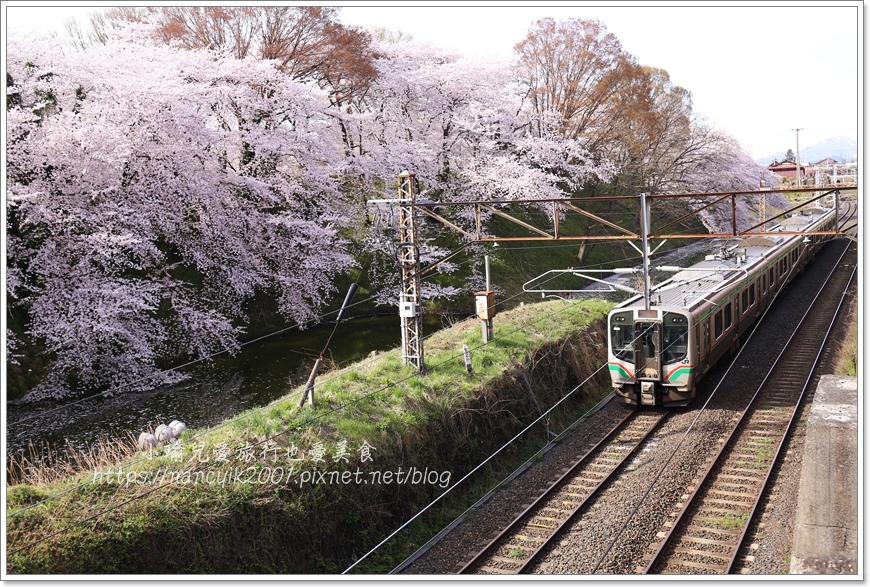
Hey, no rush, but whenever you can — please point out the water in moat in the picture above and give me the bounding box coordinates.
[7,241,715,466]
[6,314,452,463]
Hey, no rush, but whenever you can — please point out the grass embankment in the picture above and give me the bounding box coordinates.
[833,294,858,377]
[7,298,614,575]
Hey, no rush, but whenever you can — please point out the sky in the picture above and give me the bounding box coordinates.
[3,2,862,162]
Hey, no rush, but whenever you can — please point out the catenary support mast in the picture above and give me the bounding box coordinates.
[397,171,425,372]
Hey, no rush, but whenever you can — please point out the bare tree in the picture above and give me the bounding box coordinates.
[514,17,637,149]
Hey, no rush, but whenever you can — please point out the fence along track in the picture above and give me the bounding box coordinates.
[459,408,667,575]
[642,240,856,575]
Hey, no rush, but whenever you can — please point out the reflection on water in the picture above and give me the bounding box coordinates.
[6,315,451,461]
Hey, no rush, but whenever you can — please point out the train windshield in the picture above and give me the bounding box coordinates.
[662,312,689,364]
[609,311,634,362]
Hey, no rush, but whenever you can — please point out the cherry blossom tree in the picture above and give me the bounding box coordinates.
[7,15,772,403]
[349,39,613,304]
[6,25,353,400]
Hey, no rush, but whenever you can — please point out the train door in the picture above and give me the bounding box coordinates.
[634,321,662,405]
[700,320,710,373]
[634,321,661,379]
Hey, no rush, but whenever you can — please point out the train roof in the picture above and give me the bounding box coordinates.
[616,205,836,313]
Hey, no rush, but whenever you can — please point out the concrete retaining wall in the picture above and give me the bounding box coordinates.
[790,375,858,574]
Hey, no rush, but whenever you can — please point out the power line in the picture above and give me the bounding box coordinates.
[9,244,631,511]
[9,225,828,559]
[7,290,601,538]
[354,245,815,574]
[342,361,611,574]
[12,196,705,425]
[589,245,831,573]
[9,221,697,517]
[9,294,608,558]
[12,219,747,551]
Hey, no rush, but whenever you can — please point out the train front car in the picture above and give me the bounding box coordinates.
[606,200,838,408]
[608,306,694,407]
[608,307,694,406]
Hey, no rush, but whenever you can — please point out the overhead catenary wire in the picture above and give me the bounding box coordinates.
[8,201,725,516]
[588,238,842,573]
[8,198,836,552]
[10,291,611,558]
[7,268,586,520]
[9,198,696,426]
[9,223,773,554]
[347,234,839,574]
[8,236,638,521]
[5,214,688,484]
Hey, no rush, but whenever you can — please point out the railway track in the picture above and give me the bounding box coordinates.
[837,199,858,235]
[640,242,856,575]
[458,408,668,575]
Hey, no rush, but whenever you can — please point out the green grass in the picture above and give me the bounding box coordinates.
[749,446,773,469]
[834,296,858,377]
[711,512,749,530]
[7,298,615,574]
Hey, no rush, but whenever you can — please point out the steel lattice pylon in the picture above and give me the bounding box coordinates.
[397,171,424,372]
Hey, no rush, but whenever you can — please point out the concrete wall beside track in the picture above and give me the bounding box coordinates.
[790,375,858,574]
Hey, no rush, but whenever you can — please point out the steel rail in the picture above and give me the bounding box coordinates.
[459,408,668,574]
[721,260,856,573]
[642,240,855,574]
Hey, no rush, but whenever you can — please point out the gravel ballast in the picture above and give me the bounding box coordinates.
[401,238,857,576]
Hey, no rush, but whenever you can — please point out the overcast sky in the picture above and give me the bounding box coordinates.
[4,2,862,161]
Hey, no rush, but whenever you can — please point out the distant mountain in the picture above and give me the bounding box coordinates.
[757,136,857,165]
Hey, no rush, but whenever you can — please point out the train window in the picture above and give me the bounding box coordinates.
[749,284,756,306]
[741,289,749,312]
[714,311,723,339]
[609,311,634,362]
[724,303,732,330]
[762,275,767,294]
[662,312,688,363]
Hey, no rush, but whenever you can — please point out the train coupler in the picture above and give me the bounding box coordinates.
[639,381,657,406]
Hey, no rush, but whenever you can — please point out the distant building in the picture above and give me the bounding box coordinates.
[768,160,807,181]
[811,161,858,187]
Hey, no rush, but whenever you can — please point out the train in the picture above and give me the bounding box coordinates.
[607,202,838,407]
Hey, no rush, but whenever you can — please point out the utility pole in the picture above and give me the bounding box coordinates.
[479,255,494,343]
[640,192,652,310]
[396,170,424,372]
[792,128,804,187]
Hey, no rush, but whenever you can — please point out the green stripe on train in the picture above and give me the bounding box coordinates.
[667,367,694,380]
[609,364,632,379]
